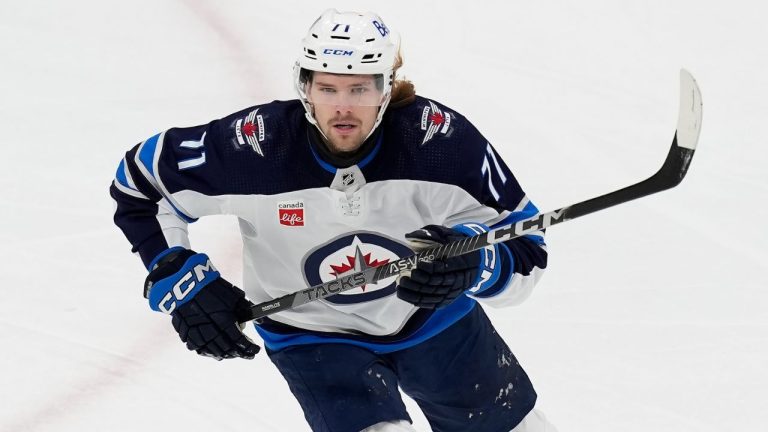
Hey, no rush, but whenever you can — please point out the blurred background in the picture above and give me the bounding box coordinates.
[1,1,766,431]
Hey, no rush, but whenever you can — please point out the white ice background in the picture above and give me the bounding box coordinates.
[1,1,767,431]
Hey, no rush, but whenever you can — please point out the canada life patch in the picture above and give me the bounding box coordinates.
[278,200,304,227]
[234,108,266,156]
[420,100,452,145]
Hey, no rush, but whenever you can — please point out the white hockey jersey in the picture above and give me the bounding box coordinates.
[111,96,548,352]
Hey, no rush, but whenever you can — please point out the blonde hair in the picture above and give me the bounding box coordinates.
[388,50,416,109]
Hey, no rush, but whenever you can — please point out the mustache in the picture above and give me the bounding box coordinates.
[328,116,360,125]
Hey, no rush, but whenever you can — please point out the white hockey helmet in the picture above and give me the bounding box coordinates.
[294,9,398,140]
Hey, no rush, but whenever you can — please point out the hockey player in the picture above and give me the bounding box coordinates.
[111,9,556,432]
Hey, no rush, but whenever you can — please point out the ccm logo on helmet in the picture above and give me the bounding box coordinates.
[323,49,354,56]
[157,260,217,314]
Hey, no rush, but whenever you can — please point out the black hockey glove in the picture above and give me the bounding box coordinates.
[144,248,260,360]
[396,225,482,309]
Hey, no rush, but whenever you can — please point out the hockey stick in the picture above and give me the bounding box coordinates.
[239,69,703,323]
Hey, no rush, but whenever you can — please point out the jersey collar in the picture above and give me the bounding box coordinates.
[306,126,383,174]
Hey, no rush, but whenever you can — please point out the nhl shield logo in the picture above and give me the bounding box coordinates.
[341,172,355,186]
[235,108,266,156]
[420,101,452,145]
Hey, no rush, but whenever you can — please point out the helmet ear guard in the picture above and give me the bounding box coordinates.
[294,9,398,141]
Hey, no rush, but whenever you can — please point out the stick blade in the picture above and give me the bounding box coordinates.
[677,69,703,150]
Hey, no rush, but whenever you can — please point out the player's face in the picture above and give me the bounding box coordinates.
[307,72,382,154]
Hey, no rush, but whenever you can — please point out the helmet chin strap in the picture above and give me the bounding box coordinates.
[303,108,329,142]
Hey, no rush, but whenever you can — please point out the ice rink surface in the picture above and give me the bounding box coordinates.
[2,1,767,431]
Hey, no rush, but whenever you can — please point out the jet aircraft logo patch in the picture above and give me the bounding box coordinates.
[420,101,453,145]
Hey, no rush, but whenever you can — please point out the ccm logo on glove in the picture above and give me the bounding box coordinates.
[146,253,220,314]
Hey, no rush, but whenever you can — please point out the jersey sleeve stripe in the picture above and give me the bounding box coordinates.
[112,179,149,199]
[115,159,131,188]
[133,131,198,223]
[115,159,136,190]
[511,195,530,213]
[114,159,149,199]
[137,133,161,178]
[115,158,143,191]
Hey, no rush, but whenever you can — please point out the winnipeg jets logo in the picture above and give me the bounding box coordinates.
[235,109,266,156]
[303,233,411,304]
[329,242,390,291]
[420,101,452,145]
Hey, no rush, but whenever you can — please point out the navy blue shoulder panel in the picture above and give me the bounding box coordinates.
[149,96,527,213]
[369,95,528,212]
[156,100,333,197]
